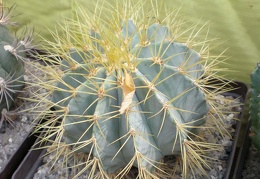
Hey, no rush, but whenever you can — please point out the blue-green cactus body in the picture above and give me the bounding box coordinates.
[250,63,260,151]
[0,22,27,119]
[52,20,210,174]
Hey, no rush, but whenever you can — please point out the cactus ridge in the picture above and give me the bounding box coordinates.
[250,63,260,151]
[50,20,210,173]
[30,0,238,178]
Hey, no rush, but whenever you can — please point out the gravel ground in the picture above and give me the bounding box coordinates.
[0,111,32,172]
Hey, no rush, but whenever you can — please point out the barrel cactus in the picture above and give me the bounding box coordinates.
[31,0,237,178]
[250,63,260,153]
[0,3,33,128]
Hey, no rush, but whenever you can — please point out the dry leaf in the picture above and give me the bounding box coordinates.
[119,70,135,114]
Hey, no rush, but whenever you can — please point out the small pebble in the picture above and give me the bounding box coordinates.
[219,153,229,160]
[226,113,234,121]
[21,116,28,122]
[218,165,223,171]
[24,75,29,81]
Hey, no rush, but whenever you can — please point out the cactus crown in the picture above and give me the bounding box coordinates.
[30,0,238,178]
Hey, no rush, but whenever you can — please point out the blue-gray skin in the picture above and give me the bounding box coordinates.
[52,19,209,174]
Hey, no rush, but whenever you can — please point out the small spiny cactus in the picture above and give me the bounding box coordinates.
[0,2,33,128]
[250,63,260,154]
[29,0,239,178]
